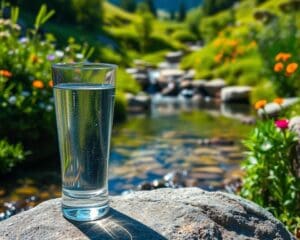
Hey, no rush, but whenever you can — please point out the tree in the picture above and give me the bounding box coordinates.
[120,0,136,12]
[71,0,103,31]
[178,1,186,21]
[145,0,156,16]
[134,11,153,52]
[186,7,203,39]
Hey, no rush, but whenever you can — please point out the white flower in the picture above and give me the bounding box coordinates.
[46,105,53,112]
[55,50,64,58]
[8,96,17,105]
[76,53,84,59]
[19,37,28,43]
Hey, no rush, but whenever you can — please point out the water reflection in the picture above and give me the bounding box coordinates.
[71,208,166,240]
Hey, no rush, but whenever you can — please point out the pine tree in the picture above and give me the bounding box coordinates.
[120,0,136,12]
[178,1,186,21]
[145,0,156,16]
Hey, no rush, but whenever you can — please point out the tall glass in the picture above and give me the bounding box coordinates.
[52,63,116,221]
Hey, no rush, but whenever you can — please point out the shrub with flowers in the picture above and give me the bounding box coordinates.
[0,4,94,169]
[241,99,300,234]
[272,52,299,97]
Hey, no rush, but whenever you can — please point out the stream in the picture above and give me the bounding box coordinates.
[0,99,253,221]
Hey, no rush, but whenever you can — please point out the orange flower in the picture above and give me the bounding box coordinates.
[30,54,38,63]
[228,39,238,47]
[0,69,12,78]
[32,80,44,89]
[273,62,284,72]
[214,53,223,63]
[273,98,284,105]
[286,62,298,75]
[275,53,291,62]
[255,100,267,110]
[48,80,54,87]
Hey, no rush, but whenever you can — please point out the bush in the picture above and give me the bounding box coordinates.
[185,7,203,39]
[171,30,197,43]
[250,80,276,104]
[0,5,93,163]
[257,15,300,96]
[241,115,300,232]
[200,10,235,43]
[0,140,26,174]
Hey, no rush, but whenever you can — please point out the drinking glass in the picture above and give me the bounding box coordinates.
[52,63,116,221]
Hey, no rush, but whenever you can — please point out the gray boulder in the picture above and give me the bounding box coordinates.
[0,188,294,240]
[125,93,151,113]
[258,98,299,117]
[203,79,226,97]
[221,86,252,103]
[165,51,184,63]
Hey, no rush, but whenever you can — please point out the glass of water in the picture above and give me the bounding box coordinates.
[52,63,116,221]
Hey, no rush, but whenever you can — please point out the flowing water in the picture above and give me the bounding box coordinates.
[0,100,252,220]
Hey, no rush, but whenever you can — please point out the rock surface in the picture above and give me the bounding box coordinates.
[221,86,252,103]
[258,98,299,117]
[0,188,294,240]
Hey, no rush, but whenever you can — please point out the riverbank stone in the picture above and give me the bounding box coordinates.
[0,188,294,240]
[221,86,252,103]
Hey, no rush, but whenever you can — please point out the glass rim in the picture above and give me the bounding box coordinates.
[52,62,117,70]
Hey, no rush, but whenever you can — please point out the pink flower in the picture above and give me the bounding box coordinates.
[275,119,289,129]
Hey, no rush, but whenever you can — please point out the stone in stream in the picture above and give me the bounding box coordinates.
[165,51,184,63]
[125,93,151,113]
[0,188,294,240]
[221,86,252,103]
[203,79,226,98]
[132,73,150,91]
[160,69,184,83]
[257,98,299,117]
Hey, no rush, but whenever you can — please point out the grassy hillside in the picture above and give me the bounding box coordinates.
[181,0,300,101]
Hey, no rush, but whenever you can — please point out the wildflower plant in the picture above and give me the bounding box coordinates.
[241,99,300,233]
[272,52,299,97]
[0,3,93,165]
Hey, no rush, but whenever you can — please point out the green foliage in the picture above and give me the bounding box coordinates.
[200,10,235,43]
[0,140,25,174]
[120,0,136,12]
[134,12,153,52]
[185,7,203,39]
[0,4,93,163]
[250,80,277,104]
[202,0,238,16]
[178,1,186,21]
[171,30,197,42]
[145,0,156,16]
[71,0,103,30]
[241,119,300,232]
[257,15,300,97]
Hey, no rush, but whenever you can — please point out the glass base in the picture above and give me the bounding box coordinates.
[62,204,109,221]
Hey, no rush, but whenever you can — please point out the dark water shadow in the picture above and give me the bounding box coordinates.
[69,208,167,240]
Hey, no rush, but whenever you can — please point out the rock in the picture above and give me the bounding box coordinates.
[160,69,184,83]
[183,69,195,80]
[132,73,150,91]
[125,93,151,113]
[221,86,252,103]
[289,116,300,140]
[0,188,294,240]
[258,98,299,117]
[165,51,184,63]
[203,79,226,98]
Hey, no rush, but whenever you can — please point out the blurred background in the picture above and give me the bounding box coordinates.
[0,0,299,235]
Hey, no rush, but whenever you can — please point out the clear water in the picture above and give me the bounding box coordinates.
[54,83,115,220]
